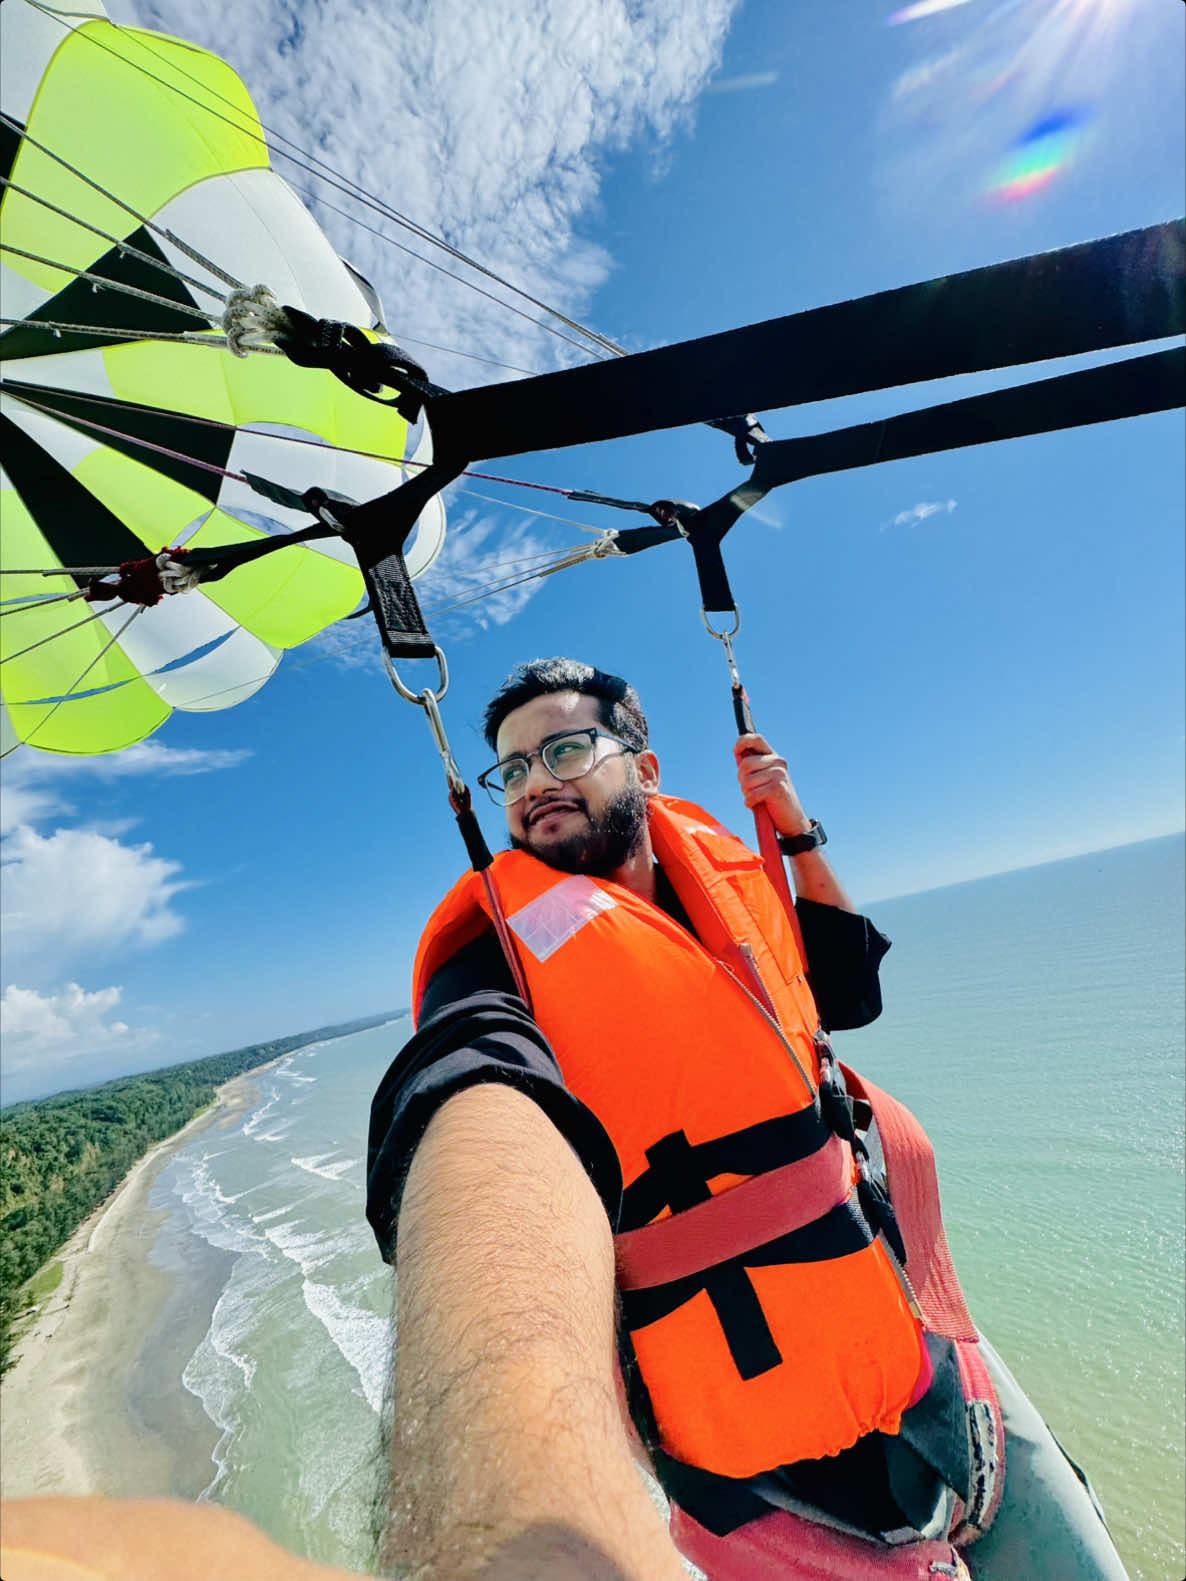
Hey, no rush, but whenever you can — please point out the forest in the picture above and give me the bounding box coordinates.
[0,1011,400,1373]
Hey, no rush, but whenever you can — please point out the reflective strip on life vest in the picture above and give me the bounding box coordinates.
[507,874,618,962]
[615,1133,852,1290]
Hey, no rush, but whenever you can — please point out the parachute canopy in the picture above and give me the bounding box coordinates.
[0,0,445,756]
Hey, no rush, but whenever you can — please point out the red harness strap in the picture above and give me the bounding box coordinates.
[670,1504,971,1580]
[614,1134,851,1290]
[840,1063,1006,1543]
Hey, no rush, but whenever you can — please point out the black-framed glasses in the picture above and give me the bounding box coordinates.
[477,727,638,807]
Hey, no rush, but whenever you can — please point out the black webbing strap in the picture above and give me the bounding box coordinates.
[592,346,1186,592]
[323,456,467,659]
[274,308,450,422]
[428,220,1185,460]
[619,1103,831,1231]
[753,345,1186,491]
[707,413,771,465]
[450,785,494,871]
[181,458,468,658]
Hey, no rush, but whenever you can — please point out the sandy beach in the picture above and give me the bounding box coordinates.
[0,1063,278,1501]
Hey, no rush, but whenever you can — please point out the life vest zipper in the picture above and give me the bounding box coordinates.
[722,948,816,1103]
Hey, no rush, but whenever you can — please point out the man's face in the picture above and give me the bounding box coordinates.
[495,690,657,875]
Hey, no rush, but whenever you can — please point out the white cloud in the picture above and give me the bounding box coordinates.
[305,496,577,667]
[0,982,159,1076]
[121,0,743,387]
[4,742,252,784]
[1,741,251,833]
[883,498,957,530]
[418,507,571,632]
[0,776,70,837]
[1,824,188,985]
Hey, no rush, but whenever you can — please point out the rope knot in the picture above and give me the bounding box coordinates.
[223,283,290,358]
[85,548,196,606]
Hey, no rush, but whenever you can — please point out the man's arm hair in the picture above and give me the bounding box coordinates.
[387,1083,691,1581]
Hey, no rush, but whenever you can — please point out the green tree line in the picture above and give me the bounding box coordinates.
[0,1011,400,1374]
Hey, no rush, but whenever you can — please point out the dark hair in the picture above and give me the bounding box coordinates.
[482,657,649,753]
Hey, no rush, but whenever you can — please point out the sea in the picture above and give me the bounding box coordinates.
[145,832,1184,1579]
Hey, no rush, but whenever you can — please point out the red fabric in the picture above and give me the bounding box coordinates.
[951,1338,1007,1540]
[839,1064,978,1343]
[614,1134,851,1290]
[670,1504,971,1580]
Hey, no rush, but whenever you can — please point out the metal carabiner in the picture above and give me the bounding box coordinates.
[701,608,743,690]
[419,685,467,800]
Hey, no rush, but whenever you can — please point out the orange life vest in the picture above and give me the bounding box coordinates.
[414,794,930,1479]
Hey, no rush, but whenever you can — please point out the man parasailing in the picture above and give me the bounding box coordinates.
[367,657,1129,1581]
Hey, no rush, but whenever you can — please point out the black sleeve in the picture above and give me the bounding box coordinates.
[795,898,891,1032]
[366,930,623,1263]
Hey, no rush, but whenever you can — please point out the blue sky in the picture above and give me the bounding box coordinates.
[2,0,1183,1102]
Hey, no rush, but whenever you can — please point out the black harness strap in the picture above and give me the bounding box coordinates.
[619,1102,832,1231]
[273,307,450,423]
[427,220,1184,461]
[753,345,1186,492]
[595,346,1186,599]
[310,455,467,660]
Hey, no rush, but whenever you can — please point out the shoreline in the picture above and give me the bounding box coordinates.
[0,1057,284,1500]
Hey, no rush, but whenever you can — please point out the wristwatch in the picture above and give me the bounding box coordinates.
[777,820,826,856]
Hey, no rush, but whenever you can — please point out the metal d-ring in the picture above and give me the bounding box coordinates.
[382,646,466,798]
[701,605,741,641]
[383,644,449,705]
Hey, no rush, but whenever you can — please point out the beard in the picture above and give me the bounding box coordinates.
[510,781,648,876]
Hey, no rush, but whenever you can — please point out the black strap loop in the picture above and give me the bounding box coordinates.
[274,307,450,422]
[707,412,771,466]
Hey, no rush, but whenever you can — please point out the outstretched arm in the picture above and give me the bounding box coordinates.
[734,732,855,912]
[388,1082,691,1581]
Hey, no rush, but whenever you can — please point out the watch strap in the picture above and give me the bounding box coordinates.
[777,820,826,856]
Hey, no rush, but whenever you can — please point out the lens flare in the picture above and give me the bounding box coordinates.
[988,108,1087,200]
[886,0,976,26]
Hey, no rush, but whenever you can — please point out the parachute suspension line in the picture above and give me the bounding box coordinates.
[0,384,650,538]
[375,327,542,378]
[0,110,244,292]
[0,581,104,594]
[3,389,252,486]
[451,485,611,535]
[21,2,618,362]
[283,182,602,362]
[0,244,224,324]
[0,588,92,611]
[0,178,231,305]
[99,15,625,360]
[20,603,146,749]
[0,606,116,666]
[0,319,256,349]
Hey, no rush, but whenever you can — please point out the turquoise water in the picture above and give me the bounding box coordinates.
[149,834,1184,1578]
[837,833,1185,1580]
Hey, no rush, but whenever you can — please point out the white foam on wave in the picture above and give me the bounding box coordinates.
[183,1253,272,1499]
[291,1153,358,1183]
[241,1087,281,1137]
[250,1205,295,1225]
[301,1278,390,1415]
[253,1123,296,1143]
[263,1216,355,1278]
